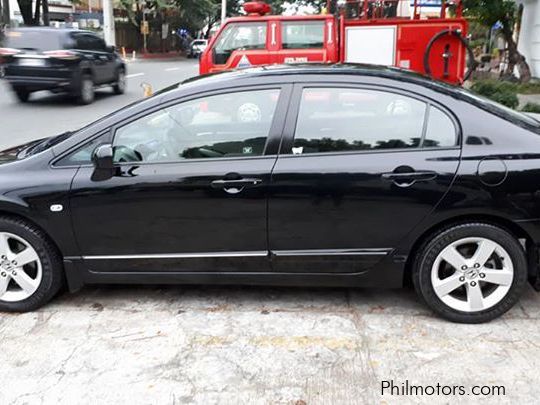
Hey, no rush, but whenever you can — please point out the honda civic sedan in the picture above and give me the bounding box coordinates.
[1,64,540,323]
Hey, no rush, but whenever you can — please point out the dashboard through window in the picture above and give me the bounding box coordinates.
[112,89,281,163]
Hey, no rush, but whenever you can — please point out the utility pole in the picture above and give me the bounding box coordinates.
[221,0,226,26]
[0,0,8,27]
[103,0,116,46]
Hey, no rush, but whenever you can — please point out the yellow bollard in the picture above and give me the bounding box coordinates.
[141,82,153,98]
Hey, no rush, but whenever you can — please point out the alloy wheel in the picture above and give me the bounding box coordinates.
[81,78,94,104]
[431,237,514,312]
[0,232,42,303]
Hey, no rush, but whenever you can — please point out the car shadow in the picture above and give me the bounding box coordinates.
[51,284,431,316]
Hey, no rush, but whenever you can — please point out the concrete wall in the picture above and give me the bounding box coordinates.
[518,0,540,78]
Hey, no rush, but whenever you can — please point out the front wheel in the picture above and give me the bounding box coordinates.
[77,74,95,105]
[0,217,63,312]
[413,223,528,323]
[112,68,126,95]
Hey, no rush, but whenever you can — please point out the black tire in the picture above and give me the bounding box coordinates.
[0,217,63,312]
[77,74,95,105]
[412,223,528,323]
[13,87,30,103]
[112,68,126,95]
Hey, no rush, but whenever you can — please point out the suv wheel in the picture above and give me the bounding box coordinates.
[413,223,527,323]
[13,87,30,103]
[0,217,63,312]
[78,74,95,105]
[113,68,126,95]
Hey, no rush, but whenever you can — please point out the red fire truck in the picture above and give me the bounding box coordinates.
[199,0,474,84]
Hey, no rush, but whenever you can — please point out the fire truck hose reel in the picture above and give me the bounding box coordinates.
[423,29,476,82]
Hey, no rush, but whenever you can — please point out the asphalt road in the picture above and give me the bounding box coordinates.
[0,58,199,150]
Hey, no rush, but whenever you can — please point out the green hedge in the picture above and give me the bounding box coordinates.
[470,80,519,109]
[522,102,540,114]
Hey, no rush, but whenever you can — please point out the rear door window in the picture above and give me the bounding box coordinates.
[281,21,324,49]
[291,87,427,153]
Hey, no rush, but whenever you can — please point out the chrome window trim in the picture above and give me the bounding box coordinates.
[65,248,392,260]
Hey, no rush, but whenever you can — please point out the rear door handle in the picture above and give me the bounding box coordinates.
[211,178,262,194]
[381,171,438,187]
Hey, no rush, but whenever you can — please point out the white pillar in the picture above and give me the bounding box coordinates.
[221,0,226,26]
[103,0,116,47]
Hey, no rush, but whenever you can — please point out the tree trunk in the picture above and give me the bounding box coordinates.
[42,0,49,26]
[33,0,41,25]
[17,0,33,25]
[502,23,532,83]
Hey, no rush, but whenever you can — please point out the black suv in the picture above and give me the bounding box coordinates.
[0,27,126,104]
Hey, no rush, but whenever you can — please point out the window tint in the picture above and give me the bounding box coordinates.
[213,22,267,64]
[74,33,105,51]
[292,88,427,154]
[282,21,324,49]
[424,106,457,147]
[113,89,281,163]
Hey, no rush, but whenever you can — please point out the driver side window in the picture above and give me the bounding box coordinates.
[112,88,281,163]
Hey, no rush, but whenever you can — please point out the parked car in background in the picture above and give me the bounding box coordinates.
[188,39,208,59]
[0,27,126,104]
[0,64,539,323]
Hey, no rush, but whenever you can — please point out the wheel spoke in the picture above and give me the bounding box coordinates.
[433,273,465,297]
[466,283,485,311]
[440,246,467,271]
[472,239,497,267]
[0,234,12,257]
[13,248,39,267]
[0,276,8,296]
[11,270,38,294]
[482,269,513,286]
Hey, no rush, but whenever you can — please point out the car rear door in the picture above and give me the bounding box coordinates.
[65,85,291,274]
[72,32,110,83]
[268,83,461,273]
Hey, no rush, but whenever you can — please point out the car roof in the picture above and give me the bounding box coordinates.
[168,63,539,134]
[177,63,459,94]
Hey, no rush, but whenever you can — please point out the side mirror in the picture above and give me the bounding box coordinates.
[106,45,116,53]
[92,144,114,170]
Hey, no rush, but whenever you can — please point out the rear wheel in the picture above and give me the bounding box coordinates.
[13,87,30,103]
[0,217,63,312]
[77,74,95,105]
[113,68,126,95]
[413,223,527,323]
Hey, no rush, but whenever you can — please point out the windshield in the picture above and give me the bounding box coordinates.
[3,29,65,51]
[213,22,267,65]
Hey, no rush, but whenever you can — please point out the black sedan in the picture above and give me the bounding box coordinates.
[1,64,539,323]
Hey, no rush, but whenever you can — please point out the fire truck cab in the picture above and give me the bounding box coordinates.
[200,0,472,84]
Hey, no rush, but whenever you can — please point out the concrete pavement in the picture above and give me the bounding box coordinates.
[1,285,540,404]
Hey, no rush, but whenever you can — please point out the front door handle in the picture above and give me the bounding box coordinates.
[211,178,262,194]
[382,170,438,187]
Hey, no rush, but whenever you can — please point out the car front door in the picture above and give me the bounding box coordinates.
[66,86,290,274]
[268,84,461,273]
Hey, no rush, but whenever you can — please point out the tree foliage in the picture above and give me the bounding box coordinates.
[462,0,531,82]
